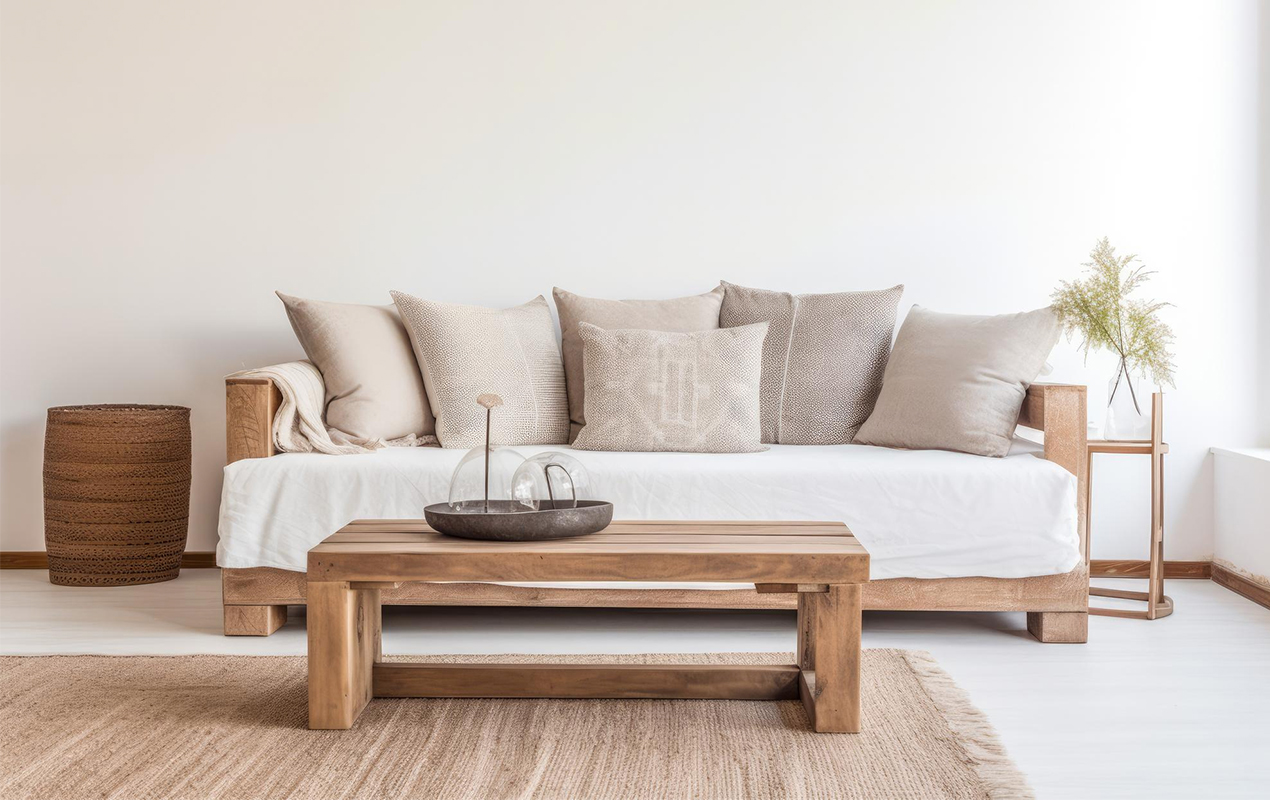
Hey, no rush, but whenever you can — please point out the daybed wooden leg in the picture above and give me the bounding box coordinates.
[224,604,288,636]
[1027,611,1088,643]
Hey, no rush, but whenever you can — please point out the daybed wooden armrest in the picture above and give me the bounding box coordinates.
[225,376,282,463]
[1018,382,1088,557]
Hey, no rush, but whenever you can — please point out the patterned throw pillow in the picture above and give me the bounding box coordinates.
[552,286,725,441]
[571,322,768,453]
[719,282,904,444]
[390,292,569,448]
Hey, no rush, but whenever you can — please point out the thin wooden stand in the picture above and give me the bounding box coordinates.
[1087,392,1172,620]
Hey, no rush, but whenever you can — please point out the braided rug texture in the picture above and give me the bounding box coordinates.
[0,650,1031,799]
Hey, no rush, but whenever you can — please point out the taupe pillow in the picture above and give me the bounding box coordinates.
[720,281,903,444]
[553,286,725,440]
[390,291,569,448]
[572,322,767,453]
[855,306,1061,457]
[276,292,433,441]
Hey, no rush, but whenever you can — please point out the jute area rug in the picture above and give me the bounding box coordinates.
[0,650,1031,800]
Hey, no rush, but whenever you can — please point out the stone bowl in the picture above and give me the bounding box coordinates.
[423,500,613,541]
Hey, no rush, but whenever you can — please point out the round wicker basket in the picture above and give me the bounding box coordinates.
[43,404,192,586]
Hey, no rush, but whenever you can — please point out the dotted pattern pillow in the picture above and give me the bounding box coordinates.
[572,322,768,453]
[719,282,904,444]
[390,292,568,448]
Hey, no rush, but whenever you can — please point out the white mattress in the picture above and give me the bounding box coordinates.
[217,439,1079,582]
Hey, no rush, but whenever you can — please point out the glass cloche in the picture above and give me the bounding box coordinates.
[511,451,592,511]
[447,444,526,513]
[424,392,612,540]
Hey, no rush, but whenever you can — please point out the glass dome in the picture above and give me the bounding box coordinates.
[447,445,526,512]
[511,451,592,512]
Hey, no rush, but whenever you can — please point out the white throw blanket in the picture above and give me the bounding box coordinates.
[227,361,437,455]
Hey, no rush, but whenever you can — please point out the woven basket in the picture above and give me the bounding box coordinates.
[43,405,192,586]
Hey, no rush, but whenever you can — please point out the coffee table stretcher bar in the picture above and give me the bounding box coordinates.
[305,521,868,733]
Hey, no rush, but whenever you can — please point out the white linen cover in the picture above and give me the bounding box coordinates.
[217,439,1080,582]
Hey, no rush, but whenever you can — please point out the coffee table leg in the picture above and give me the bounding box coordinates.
[797,584,861,733]
[308,581,381,730]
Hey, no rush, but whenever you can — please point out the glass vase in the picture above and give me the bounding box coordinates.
[1104,360,1151,441]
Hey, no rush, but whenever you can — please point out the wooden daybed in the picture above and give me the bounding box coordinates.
[221,378,1089,643]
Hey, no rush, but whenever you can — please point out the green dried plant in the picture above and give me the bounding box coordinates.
[1051,238,1176,413]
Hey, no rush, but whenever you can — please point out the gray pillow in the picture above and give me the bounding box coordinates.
[720,281,903,444]
[390,291,569,448]
[553,286,725,440]
[571,322,768,453]
[277,292,433,441]
[855,305,1061,457]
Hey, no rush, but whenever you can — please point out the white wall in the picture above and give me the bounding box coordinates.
[1259,0,1270,448]
[1213,450,1270,586]
[1,1,1262,561]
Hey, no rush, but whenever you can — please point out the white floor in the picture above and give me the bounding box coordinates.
[1,570,1267,799]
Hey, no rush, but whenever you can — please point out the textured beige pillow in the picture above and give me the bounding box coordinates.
[720,281,903,444]
[553,286,725,440]
[855,306,1062,457]
[390,291,568,448]
[572,322,767,453]
[276,292,433,441]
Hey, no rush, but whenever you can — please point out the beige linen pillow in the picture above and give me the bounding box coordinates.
[553,286,725,440]
[276,292,433,441]
[854,305,1062,457]
[390,291,568,448]
[572,321,767,453]
[720,281,903,445]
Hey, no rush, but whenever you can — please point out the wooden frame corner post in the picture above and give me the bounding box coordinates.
[797,584,862,733]
[1019,383,1090,643]
[225,377,279,464]
[307,581,382,730]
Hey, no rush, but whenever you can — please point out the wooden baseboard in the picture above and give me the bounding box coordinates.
[0,552,50,569]
[1212,563,1270,611]
[1090,559,1211,579]
[0,551,217,569]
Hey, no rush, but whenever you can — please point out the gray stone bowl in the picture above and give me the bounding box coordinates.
[423,500,614,541]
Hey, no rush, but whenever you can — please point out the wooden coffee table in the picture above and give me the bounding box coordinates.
[306,520,870,733]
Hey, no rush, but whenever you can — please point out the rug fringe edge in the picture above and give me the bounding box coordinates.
[902,650,1036,800]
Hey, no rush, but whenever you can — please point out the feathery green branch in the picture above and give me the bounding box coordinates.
[1050,238,1176,391]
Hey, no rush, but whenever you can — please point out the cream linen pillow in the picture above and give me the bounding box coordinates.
[720,281,903,445]
[390,291,568,448]
[571,322,768,453]
[854,305,1062,457]
[553,286,725,440]
[277,292,433,441]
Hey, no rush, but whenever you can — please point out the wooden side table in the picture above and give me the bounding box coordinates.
[1086,392,1172,620]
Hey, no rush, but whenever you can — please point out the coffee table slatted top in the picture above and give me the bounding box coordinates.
[308,520,868,585]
